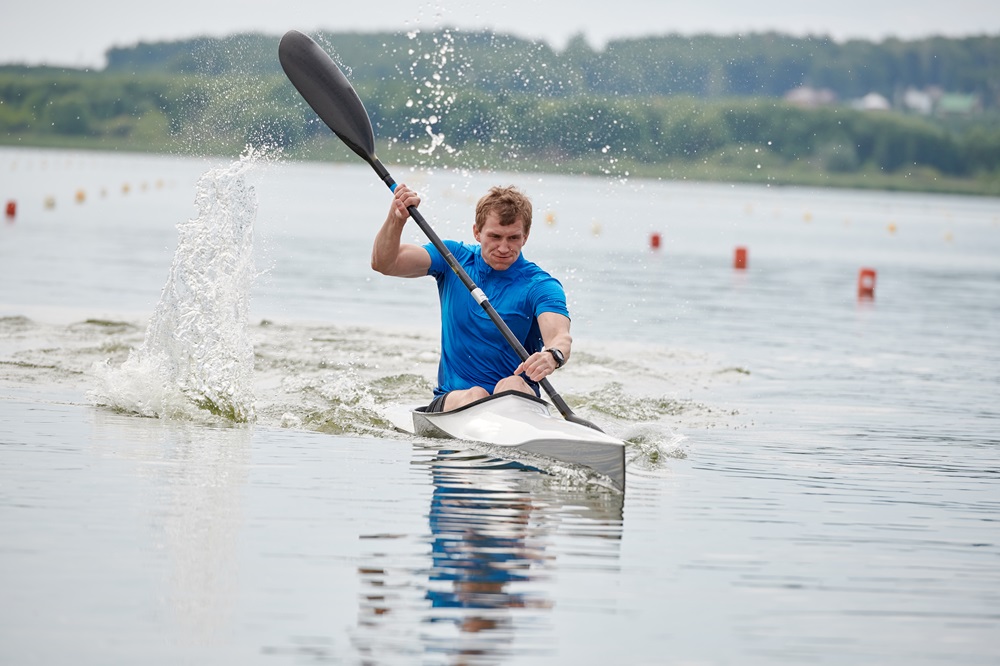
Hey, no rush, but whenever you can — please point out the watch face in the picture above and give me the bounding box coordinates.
[548,348,564,366]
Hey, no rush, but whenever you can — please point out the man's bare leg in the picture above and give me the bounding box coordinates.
[439,376,534,412]
[494,375,534,396]
[441,386,490,411]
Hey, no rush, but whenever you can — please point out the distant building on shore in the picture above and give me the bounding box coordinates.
[936,93,981,116]
[852,92,892,111]
[783,86,837,108]
[902,87,935,114]
[785,84,982,117]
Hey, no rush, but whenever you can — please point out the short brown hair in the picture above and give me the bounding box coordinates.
[474,186,532,234]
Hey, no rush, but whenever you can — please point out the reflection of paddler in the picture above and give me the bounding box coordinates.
[424,460,554,661]
[426,466,551,613]
[351,451,624,661]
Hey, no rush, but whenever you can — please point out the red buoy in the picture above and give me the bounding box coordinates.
[4,200,15,219]
[858,268,877,299]
[650,232,661,249]
[734,246,748,269]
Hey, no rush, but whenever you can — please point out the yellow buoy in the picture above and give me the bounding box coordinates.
[591,221,602,236]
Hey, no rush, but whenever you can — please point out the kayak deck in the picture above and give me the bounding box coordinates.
[412,391,626,492]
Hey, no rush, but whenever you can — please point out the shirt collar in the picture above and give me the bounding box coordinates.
[474,245,526,278]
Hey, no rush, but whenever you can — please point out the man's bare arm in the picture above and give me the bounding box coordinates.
[371,184,431,278]
[513,312,572,382]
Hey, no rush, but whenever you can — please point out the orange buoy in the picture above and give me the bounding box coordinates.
[858,268,876,299]
[5,200,15,219]
[75,189,86,204]
[734,246,748,269]
[650,232,661,249]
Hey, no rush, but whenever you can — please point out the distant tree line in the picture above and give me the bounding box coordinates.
[96,30,1000,104]
[1,30,999,192]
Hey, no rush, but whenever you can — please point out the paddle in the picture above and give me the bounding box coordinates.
[278,29,602,432]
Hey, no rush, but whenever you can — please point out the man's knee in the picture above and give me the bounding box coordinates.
[445,386,489,411]
[494,375,533,395]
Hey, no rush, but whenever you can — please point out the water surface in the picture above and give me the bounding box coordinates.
[1,147,998,664]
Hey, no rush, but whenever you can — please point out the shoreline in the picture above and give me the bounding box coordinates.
[3,137,998,199]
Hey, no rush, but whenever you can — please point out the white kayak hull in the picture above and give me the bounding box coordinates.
[412,391,626,492]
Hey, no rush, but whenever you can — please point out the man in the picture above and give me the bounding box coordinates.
[371,184,572,413]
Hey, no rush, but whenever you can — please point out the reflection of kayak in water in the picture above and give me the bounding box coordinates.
[402,391,626,492]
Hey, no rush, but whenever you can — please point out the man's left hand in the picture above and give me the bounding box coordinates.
[514,352,558,382]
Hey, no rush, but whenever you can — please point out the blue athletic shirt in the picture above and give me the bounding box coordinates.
[424,240,569,397]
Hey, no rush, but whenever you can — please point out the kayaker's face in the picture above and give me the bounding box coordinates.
[474,213,528,271]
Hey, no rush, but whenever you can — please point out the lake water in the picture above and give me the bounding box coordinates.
[1,145,999,664]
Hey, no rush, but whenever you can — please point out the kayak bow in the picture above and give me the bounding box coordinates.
[412,391,626,492]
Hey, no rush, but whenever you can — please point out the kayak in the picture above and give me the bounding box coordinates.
[407,391,626,492]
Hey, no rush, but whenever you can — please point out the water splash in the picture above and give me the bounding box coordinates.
[577,381,701,421]
[91,150,260,422]
[283,365,397,436]
[620,422,687,469]
[403,29,462,160]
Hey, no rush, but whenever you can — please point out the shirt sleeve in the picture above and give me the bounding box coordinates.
[424,240,461,278]
[531,275,570,319]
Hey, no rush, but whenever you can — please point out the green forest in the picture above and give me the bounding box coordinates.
[2,30,999,194]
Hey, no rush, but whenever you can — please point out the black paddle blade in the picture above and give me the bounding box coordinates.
[278,30,377,166]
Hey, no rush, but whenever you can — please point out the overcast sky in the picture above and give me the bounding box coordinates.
[4,0,998,68]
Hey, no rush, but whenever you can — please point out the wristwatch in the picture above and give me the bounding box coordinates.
[545,348,565,369]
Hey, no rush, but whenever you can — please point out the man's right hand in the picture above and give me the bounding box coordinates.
[389,184,421,224]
